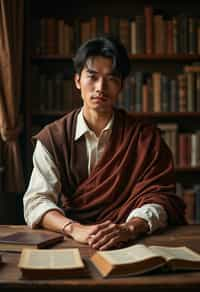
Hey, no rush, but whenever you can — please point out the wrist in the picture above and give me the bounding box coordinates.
[61,220,75,236]
[126,217,149,236]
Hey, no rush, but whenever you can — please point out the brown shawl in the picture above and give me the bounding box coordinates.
[34,108,185,225]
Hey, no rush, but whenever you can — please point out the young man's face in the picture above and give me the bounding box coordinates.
[74,56,122,114]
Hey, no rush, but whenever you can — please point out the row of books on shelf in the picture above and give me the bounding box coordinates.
[118,68,200,113]
[31,68,82,112]
[158,124,200,168]
[177,183,200,224]
[31,64,200,113]
[31,6,200,56]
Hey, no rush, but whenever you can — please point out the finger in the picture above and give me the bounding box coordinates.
[98,236,120,250]
[89,221,112,236]
[90,230,119,249]
[89,223,117,245]
[87,221,113,243]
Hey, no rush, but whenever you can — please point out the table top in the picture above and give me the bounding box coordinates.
[0,224,200,292]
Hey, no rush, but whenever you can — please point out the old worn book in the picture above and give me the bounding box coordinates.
[90,244,200,277]
[18,248,86,279]
[0,231,64,252]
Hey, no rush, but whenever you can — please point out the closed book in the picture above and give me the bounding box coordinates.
[183,189,196,224]
[81,20,91,44]
[188,17,197,54]
[0,231,64,252]
[110,16,119,39]
[18,248,86,279]
[90,244,200,278]
[144,6,153,55]
[178,133,191,168]
[152,72,161,112]
[197,73,200,111]
[46,18,57,55]
[166,19,173,55]
[194,185,200,223]
[178,74,187,112]
[58,19,65,55]
[104,15,110,34]
[135,72,143,112]
[179,14,188,54]
[136,15,145,54]
[172,16,178,53]
[170,79,178,112]
[119,18,130,52]
[153,14,165,54]
[130,19,136,55]
[198,19,200,54]
[90,17,97,39]
[186,72,195,112]
[161,75,170,112]
[184,65,200,73]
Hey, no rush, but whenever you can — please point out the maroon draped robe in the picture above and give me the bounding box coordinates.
[34,108,186,225]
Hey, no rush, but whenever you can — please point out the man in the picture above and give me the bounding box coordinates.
[24,36,185,250]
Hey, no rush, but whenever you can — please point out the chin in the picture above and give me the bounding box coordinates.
[95,107,113,114]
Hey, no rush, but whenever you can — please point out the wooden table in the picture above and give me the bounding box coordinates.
[0,224,200,292]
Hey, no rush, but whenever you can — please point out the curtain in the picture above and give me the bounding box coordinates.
[0,0,24,192]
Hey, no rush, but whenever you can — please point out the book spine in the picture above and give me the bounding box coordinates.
[188,17,196,54]
[144,6,153,54]
[130,19,136,55]
[136,15,145,54]
[119,18,130,53]
[183,189,196,224]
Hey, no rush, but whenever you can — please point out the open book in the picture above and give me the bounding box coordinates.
[18,248,86,279]
[90,244,200,277]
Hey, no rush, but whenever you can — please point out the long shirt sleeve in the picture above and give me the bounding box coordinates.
[24,140,168,232]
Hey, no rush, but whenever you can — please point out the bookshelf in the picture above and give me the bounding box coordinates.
[24,0,200,223]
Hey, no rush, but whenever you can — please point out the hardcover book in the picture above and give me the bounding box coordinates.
[90,244,200,278]
[0,231,64,252]
[18,248,86,279]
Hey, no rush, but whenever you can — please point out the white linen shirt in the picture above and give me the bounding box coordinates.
[23,109,168,233]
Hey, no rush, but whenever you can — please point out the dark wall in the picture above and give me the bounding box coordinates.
[0,192,25,224]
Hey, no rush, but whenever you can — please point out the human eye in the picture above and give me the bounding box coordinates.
[87,73,96,80]
[108,75,120,83]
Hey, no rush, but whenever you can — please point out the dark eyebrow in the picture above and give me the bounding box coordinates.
[86,68,97,74]
[86,67,119,77]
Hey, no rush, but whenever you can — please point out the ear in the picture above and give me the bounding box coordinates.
[74,74,81,90]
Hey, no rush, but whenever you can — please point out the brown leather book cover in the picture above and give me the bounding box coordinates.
[0,231,64,252]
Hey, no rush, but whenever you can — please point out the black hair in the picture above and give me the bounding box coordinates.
[73,35,130,81]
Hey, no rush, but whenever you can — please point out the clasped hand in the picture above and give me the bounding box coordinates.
[69,220,136,250]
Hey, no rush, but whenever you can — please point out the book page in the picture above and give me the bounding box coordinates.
[149,246,200,262]
[19,248,84,269]
[97,244,158,265]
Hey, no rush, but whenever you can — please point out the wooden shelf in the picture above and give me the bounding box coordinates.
[129,54,200,61]
[131,112,200,118]
[32,111,200,118]
[31,55,73,61]
[31,54,200,62]
[32,111,68,117]
[175,167,200,173]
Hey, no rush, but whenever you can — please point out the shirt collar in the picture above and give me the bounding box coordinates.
[75,108,114,141]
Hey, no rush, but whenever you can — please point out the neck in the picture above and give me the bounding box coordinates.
[83,108,113,136]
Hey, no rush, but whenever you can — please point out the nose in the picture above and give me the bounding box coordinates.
[95,77,107,94]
